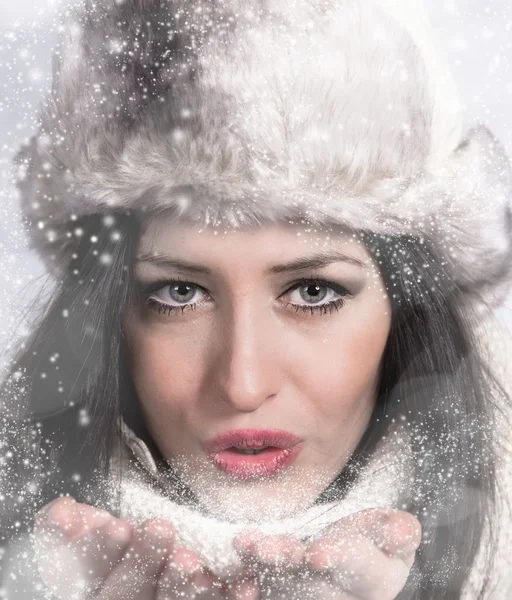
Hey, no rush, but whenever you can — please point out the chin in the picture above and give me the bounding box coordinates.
[170,454,338,523]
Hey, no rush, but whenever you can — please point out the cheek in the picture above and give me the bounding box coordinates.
[291,306,389,420]
[123,321,204,421]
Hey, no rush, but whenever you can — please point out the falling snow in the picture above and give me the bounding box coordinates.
[0,0,511,599]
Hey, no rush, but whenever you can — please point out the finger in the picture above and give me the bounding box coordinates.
[35,496,79,542]
[156,546,221,600]
[64,503,116,541]
[35,497,113,541]
[305,530,411,599]
[351,509,422,566]
[34,498,123,596]
[67,517,133,589]
[94,519,175,600]
[232,533,305,600]
[321,508,421,566]
[373,512,422,563]
[34,496,75,528]
[233,532,305,572]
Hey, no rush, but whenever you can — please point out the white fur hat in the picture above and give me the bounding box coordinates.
[13,0,512,312]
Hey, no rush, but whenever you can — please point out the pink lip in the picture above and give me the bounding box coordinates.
[203,429,303,480]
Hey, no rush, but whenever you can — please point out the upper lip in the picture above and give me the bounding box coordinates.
[203,429,302,454]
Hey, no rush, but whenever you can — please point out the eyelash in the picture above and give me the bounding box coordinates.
[141,276,353,318]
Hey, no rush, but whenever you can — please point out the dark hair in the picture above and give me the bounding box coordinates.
[0,209,508,599]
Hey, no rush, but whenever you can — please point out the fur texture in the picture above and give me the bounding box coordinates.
[12,0,512,312]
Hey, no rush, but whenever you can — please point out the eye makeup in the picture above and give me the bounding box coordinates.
[136,274,356,319]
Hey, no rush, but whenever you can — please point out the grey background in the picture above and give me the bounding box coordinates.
[0,0,511,374]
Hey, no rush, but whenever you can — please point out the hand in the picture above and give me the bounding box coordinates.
[33,496,227,599]
[230,507,422,600]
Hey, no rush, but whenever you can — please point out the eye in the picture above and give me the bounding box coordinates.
[283,278,352,316]
[141,276,353,318]
[287,281,338,305]
[144,279,210,316]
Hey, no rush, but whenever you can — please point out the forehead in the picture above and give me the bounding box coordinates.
[137,212,372,263]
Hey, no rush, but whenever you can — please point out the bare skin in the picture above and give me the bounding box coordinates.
[35,219,421,598]
[122,220,394,520]
[34,497,421,599]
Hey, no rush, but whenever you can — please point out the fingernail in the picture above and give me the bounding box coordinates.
[377,512,422,556]
[35,496,75,524]
[390,513,420,546]
[47,501,86,538]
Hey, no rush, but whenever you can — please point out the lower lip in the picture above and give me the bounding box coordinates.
[210,444,303,479]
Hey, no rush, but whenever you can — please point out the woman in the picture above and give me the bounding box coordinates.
[1,0,512,598]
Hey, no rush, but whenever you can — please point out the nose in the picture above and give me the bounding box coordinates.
[211,300,280,413]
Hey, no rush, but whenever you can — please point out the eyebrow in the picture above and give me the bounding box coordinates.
[136,250,367,274]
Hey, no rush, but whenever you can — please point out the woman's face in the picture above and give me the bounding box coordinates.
[122,216,392,521]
